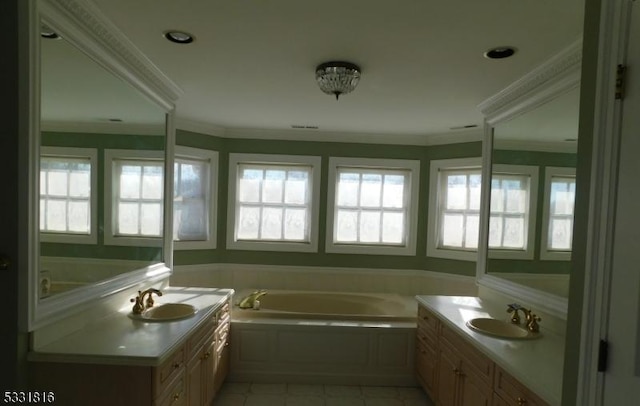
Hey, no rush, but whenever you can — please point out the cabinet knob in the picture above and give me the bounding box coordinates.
[517,397,527,405]
[201,351,211,360]
[173,362,181,369]
[172,392,182,403]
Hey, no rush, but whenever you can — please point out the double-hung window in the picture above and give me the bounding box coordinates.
[227,154,321,252]
[541,167,575,260]
[326,157,420,255]
[40,146,97,244]
[104,149,164,246]
[173,146,218,250]
[488,165,538,259]
[427,158,482,260]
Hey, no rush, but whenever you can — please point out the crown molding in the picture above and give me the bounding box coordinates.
[494,139,578,153]
[41,120,165,136]
[40,0,183,112]
[478,38,582,124]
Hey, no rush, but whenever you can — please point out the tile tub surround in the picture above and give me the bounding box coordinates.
[415,295,566,405]
[215,382,434,406]
[29,287,234,365]
[171,263,478,297]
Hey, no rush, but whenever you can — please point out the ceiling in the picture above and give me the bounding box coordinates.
[82,0,584,140]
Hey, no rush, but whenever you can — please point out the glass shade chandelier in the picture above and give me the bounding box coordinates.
[315,61,361,100]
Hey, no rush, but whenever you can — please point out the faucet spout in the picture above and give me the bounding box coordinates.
[237,290,267,309]
[130,288,163,314]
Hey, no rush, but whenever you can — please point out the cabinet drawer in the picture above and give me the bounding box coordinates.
[494,366,548,406]
[418,305,439,334]
[187,317,215,360]
[416,324,437,349]
[154,347,185,396]
[216,301,230,326]
[155,371,186,406]
[440,323,494,384]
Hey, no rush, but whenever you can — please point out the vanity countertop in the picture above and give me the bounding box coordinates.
[29,287,234,367]
[415,295,565,406]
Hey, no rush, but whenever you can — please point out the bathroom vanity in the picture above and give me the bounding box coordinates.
[29,288,232,406]
[415,296,564,406]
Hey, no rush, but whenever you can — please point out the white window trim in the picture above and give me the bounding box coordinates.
[40,146,98,245]
[488,164,539,260]
[540,166,575,261]
[325,157,420,256]
[426,157,482,261]
[104,149,164,247]
[227,153,321,253]
[173,146,218,251]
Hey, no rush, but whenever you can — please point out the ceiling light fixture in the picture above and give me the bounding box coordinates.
[315,61,361,100]
[164,30,194,44]
[484,47,516,59]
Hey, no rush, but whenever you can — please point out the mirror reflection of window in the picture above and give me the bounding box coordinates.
[489,174,529,250]
[548,176,575,250]
[439,168,482,250]
[174,157,209,241]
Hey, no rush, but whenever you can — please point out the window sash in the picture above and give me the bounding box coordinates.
[437,168,482,250]
[174,156,210,241]
[488,173,531,251]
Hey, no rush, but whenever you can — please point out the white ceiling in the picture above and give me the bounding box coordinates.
[82,0,584,139]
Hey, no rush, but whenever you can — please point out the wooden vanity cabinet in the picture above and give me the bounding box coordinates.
[30,299,231,406]
[416,304,548,406]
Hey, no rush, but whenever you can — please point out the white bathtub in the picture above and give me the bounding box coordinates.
[230,290,418,386]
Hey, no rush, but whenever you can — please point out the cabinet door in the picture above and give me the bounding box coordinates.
[202,340,216,404]
[186,355,203,406]
[416,340,437,398]
[436,345,459,406]
[458,366,492,406]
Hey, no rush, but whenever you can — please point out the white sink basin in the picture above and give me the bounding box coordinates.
[466,318,541,340]
[130,303,197,322]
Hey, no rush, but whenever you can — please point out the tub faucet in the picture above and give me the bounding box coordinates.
[130,288,163,314]
[238,290,267,309]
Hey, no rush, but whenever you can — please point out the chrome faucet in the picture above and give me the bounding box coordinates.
[130,288,163,314]
[237,290,267,309]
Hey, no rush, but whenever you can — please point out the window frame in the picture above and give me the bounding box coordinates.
[173,146,218,251]
[540,166,576,261]
[39,146,98,245]
[426,157,482,261]
[226,153,321,253]
[104,149,164,247]
[325,157,420,256]
[488,164,539,260]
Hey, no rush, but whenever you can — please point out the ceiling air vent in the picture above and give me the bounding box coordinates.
[291,125,319,130]
[449,124,478,130]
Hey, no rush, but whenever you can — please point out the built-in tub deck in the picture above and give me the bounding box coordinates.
[230,290,418,386]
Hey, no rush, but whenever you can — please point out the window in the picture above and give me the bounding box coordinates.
[427,158,482,261]
[541,167,576,260]
[173,146,218,250]
[227,153,321,252]
[326,157,420,255]
[104,149,164,247]
[488,165,538,259]
[40,147,97,244]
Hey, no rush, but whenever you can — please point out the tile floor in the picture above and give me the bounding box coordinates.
[214,382,435,405]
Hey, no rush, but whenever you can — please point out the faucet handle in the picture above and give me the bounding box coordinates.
[506,303,523,324]
[526,312,542,333]
[130,292,145,314]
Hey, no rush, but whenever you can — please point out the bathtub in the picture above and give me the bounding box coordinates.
[230,290,418,386]
[232,290,417,322]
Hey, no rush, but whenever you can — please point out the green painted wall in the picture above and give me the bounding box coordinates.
[174,129,481,276]
[40,131,164,262]
[489,149,577,274]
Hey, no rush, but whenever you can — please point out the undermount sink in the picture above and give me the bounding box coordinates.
[130,303,197,322]
[466,318,541,340]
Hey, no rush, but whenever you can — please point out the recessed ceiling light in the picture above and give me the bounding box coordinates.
[41,25,60,39]
[484,47,516,59]
[164,30,194,44]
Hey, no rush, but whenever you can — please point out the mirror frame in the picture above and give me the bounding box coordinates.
[27,0,182,330]
[476,39,582,319]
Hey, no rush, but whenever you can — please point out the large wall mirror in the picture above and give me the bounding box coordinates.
[30,0,181,329]
[477,40,582,318]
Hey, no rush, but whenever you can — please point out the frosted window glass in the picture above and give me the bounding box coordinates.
[69,171,90,197]
[120,166,141,199]
[488,216,503,247]
[336,209,358,242]
[359,211,381,242]
[48,170,68,197]
[465,214,479,249]
[383,175,405,208]
[550,218,573,249]
[284,208,306,240]
[142,166,163,200]
[446,175,467,210]
[382,212,404,243]
[360,174,382,207]
[237,206,260,239]
[261,207,283,239]
[118,202,139,235]
[337,173,359,207]
[503,217,525,248]
[140,203,162,236]
[67,201,89,232]
[46,200,66,231]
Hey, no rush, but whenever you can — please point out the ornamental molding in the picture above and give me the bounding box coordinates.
[40,0,182,111]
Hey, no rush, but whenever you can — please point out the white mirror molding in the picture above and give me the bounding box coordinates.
[26,0,182,330]
[476,39,582,319]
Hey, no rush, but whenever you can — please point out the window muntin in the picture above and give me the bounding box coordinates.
[114,159,164,237]
[437,168,482,250]
[541,167,576,260]
[39,147,97,244]
[334,167,410,245]
[487,164,538,260]
[104,149,164,247]
[236,163,311,242]
[227,154,321,253]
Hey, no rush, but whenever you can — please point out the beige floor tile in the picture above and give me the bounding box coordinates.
[325,397,365,406]
[221,382,252,394]
[287,384,325,396]
[364,399,404,406]
[285,395,326,406]
[324,385,362,397]
[245,394,287,406]
[213,392,247,406]
[361,386,399,398]
[251,383,288,395]
[396,387,426,399]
